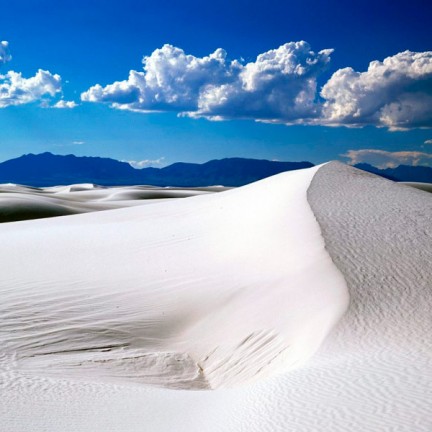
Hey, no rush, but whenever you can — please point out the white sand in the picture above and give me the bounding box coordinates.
[0,183,222,222]
[1,163,431,431]
[400,181,432,193]
[305,162,432,431]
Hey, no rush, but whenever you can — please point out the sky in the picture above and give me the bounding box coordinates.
[0,0,431,168]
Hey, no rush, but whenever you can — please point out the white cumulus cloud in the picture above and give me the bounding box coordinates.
[192,42,333,123]
[0,69,62,107]
[82,44,241,112]
[0,41,11,64]
[321,50,432,130]
[0,42,64,108]
[342,149,432,168]
[82,42,333,123]
[52,100,78,109]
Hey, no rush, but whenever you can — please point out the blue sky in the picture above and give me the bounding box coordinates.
[0,0,431,168]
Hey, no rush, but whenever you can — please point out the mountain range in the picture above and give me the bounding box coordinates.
[0,152,431,187]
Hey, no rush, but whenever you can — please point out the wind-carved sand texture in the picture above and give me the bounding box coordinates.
[306,162,432,431]
[1,163,431,431]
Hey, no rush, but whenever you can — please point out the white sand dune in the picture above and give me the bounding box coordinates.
[401,181,432,193]
[0,183,224,223]
[1,163,431,431]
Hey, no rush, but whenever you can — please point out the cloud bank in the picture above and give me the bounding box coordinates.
[81,43,432,130]
[343,149,432,168]
[2,40,431,129]
[82,42,333,123]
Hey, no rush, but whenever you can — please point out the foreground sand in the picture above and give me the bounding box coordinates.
[1,163,431,431]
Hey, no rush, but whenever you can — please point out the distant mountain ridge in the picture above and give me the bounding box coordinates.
[0,153,313,187]
[0,153,431,186]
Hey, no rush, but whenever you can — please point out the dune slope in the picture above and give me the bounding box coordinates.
[0,165,347,391]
